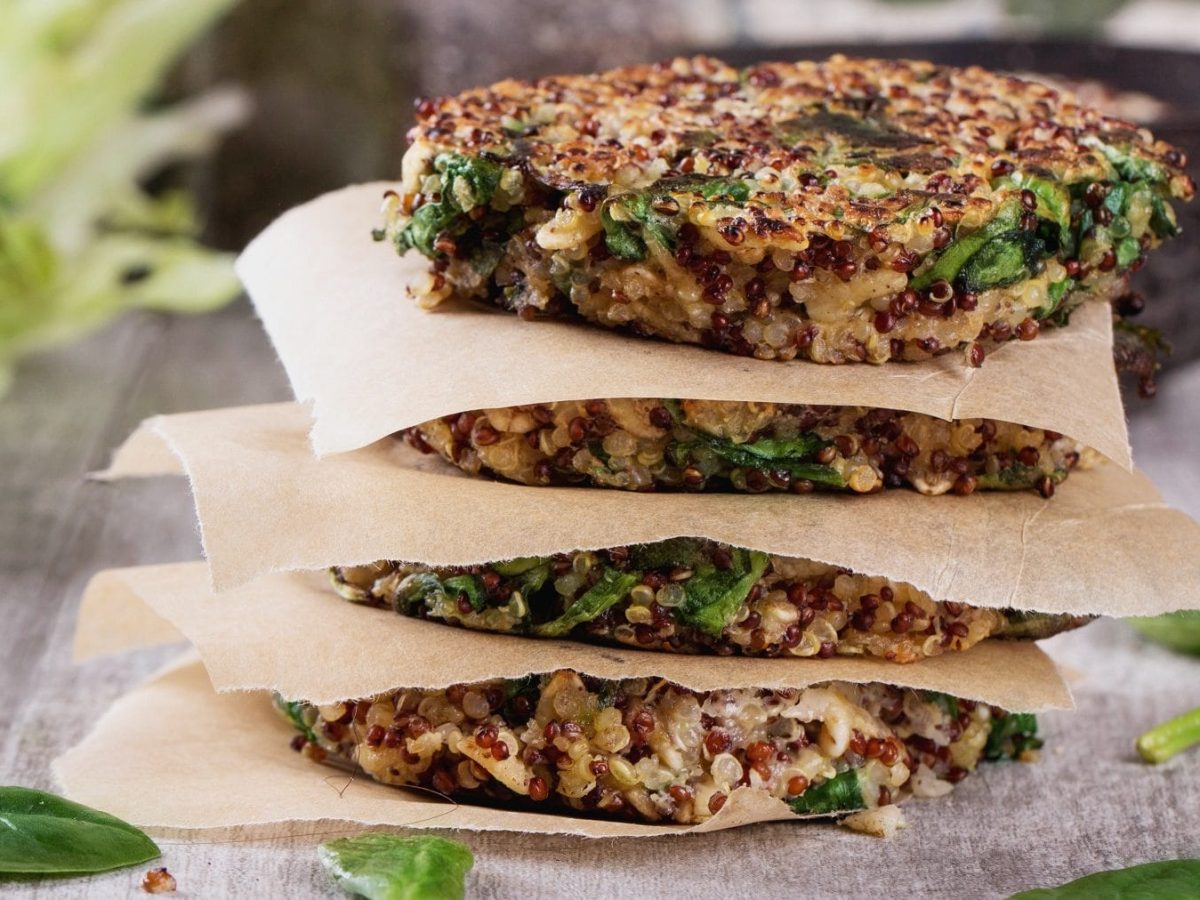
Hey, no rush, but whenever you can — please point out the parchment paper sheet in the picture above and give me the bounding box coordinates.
[104,402,1200,619]
[73,560,1073,711]
[239,183,1131,468]
[71,568,184,660]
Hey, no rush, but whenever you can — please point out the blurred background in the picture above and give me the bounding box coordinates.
[2,0,1198,405]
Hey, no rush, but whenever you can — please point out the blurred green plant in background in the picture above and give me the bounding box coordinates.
[1130,611,1200,764]
[1002,0,1132,35]
[1130,610,1200,656]
[0,0,246,395]
[876,0,1136,36]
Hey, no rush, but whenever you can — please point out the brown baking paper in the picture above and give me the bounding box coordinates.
[238,183,1132,468]
[72,567,185,661]
[50,654,966,838]
[73,561,1073,711]
[104,402,1200,619]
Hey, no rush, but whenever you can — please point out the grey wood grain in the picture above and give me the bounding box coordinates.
[2,303,1199,898]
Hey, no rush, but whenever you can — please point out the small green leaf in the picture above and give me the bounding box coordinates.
[492,556,552,596]
[466,241,504,278]
[516,562,551,596]
[921,691,960,719]
[274,695,319,744]
[984,712,1042,761]
[319,833,474,900]
[702,179,750,202]
[680,421,823,466]
[1009,859,1200,899]
[729,434,826,461]
[1082,137,1167,184]
[443,574,487,612]
[774,108,927,151]
[787,769,866,816]
[500,116,534,136]
[977,462,1053,491]
[436,153,502,211]
[1150,193,1179,238]
[398,153,502,257]
[910,202,1023,291]
[1102,181,1128,218]
[676,548,770,637]
[1005,174,1071,243]
[956,231,1045,294]
[394,573,445,612]
[492,556,545,577]
[1036,279,1072,320]
[622,193,677,249]
[398,200,463,257]
[645,175,752,204]
[1114,236,1141,269]
[600,204,647,261]
[0,786,160,875]
[629,537,712,572]
[669,424,846,488]
[534,568,641,637]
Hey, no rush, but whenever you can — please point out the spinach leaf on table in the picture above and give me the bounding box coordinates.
[1009,858,1200,898]
[319,833,474,900]
[0,786,159,876]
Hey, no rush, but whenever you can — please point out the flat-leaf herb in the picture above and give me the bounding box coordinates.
[787,769,865,816]
[1009,859,1200,898]
[0,786,159,876]
[534,568,641,637]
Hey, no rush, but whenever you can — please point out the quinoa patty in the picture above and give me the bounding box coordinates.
[404,398,1092,497]
[380,55,1191,364]
[331,539,1091,664]
[280,669,1041,825]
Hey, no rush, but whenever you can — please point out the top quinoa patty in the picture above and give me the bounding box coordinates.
[380,55,1192,363]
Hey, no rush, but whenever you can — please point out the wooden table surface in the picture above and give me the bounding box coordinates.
[3,301,1200,898]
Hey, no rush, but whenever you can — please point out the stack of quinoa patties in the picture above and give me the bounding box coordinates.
[283,55,1193,828]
